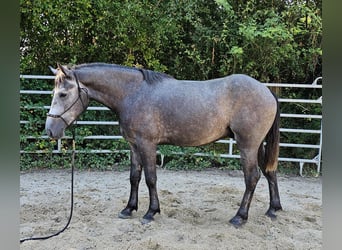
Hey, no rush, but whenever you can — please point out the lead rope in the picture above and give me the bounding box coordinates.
[20,127,76,243]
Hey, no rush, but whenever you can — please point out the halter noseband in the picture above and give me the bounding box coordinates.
[47,74,88,127]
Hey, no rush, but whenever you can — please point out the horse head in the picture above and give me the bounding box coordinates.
[45,63,89,139]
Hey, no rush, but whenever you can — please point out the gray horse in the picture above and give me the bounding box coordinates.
[46,63,282,227]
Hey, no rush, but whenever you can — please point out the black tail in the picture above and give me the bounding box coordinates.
[262,92,280,172]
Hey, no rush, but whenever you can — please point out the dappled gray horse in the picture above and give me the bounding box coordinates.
[46,63,282,227]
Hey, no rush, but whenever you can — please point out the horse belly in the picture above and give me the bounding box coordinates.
[161,114,230,146]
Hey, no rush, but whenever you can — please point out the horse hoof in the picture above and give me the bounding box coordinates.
[265,210,277,220]
[265,206,282,220]
[141,217,154,225]
[229,215,246,228]
[118,211,132,219]
[141,213,155,225]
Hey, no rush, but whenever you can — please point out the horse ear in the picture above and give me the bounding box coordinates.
[57,63,73,78]
[49,66,58,75]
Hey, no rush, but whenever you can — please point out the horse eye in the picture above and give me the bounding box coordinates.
[59,92,67,98]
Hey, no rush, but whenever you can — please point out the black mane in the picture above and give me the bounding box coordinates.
[138,68,174,84]
[72,63,174,84]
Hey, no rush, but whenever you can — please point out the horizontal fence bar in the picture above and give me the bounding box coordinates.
[20,75,55,80]
[82,135,123,140]
[264,83,322,88]
[279,143,320,149]
[75,121,119,125]
[24,135,125,140]
[280,128,321,134]
[20,90,52,94]
[20,105,111,111]
[280,113,322,119]
[278,98,322,104]
[264,77,322,88]
[20,149,130,154]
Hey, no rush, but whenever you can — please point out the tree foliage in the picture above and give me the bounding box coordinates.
[20,0,321,82]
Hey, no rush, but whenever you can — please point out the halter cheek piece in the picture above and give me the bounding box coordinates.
[47,74,88,127]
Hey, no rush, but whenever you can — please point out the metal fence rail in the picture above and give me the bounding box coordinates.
[20,75,322,176]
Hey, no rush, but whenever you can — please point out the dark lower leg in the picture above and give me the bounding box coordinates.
[119,168,142,218]
[119,147,142,219]
[259,143,282,218]
[142,166,160,224]
[229,165,260,227]
[262,170,282,218]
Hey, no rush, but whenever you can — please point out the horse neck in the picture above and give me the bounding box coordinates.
[75,66,143,112]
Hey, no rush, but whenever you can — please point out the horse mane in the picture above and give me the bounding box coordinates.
[72,63,174,84]
[138,68,174,84]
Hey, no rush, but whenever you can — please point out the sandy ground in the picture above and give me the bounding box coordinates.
[20,169,322,250]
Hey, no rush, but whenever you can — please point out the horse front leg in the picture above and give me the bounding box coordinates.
[229,149,260,227]
[139,141,160,224]
[118,144,142,219]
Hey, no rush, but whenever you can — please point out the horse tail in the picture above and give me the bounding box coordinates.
[261,92,280,173]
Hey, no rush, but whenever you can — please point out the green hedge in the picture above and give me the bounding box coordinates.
[20,0,321,82]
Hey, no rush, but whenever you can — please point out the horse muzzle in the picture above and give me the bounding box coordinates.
[45,117,66,139]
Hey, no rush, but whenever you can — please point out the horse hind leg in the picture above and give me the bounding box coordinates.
[229,145,261,227]
[258,144,283,219]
